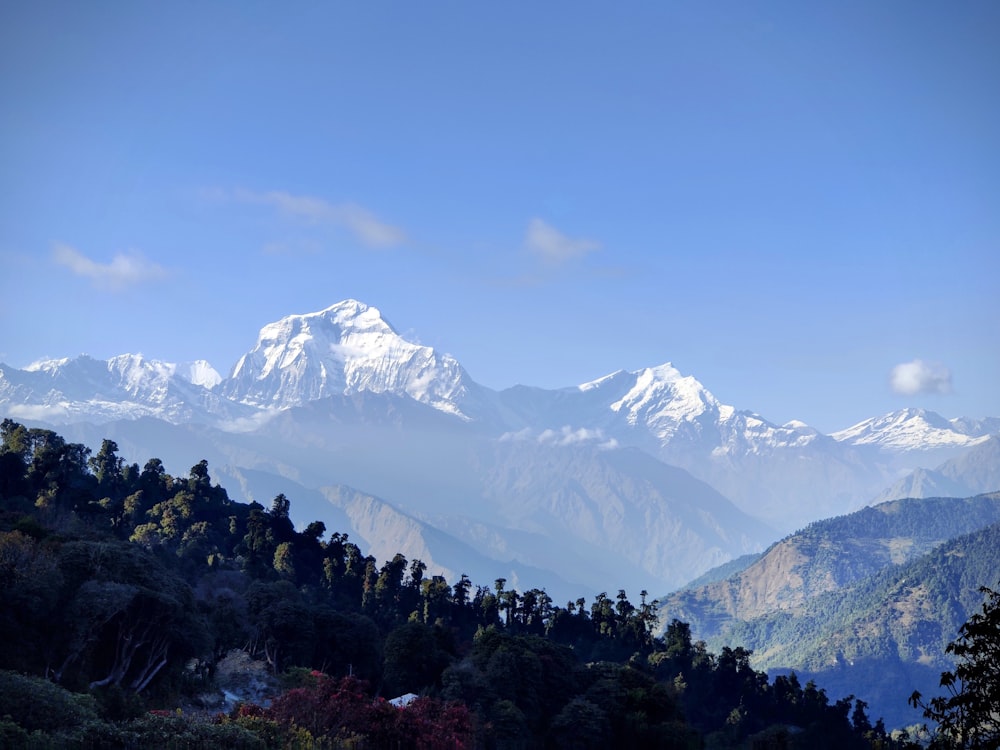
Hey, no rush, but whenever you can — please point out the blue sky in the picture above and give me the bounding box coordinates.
[1,1,997,433]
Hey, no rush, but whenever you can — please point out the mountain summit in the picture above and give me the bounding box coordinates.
[220,300,479,417]
[832,407,998,453]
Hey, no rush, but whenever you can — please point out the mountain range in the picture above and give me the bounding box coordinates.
[2,300,997,601]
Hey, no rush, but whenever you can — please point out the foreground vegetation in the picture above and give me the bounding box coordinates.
[0,419,988,748]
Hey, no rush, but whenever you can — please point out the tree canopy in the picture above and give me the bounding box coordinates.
[911,584,1000,749]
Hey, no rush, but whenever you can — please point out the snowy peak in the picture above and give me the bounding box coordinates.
[107,354,176,395]
[611,364,719,423]
[832,408,995,452]
[221,300,476,417]
[18,353,221,393]
[0,353,234,424]
[106,355,221,393]
[573,362,818,454]
[181,360,223,389]
[249,301,395,380]
[600,363,720,436]
[23,356,72,373]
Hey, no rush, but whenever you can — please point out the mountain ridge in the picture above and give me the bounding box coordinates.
[3,300,998,595]
[4,301,994,461]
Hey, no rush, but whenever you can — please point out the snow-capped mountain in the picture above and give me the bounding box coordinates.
[497,363,823,458]
[592,363,824,455]
[0,354,235,424]
[494,365,874,527]
[220,300,482,418]
[184,360,223,389]
[831,408,997,453]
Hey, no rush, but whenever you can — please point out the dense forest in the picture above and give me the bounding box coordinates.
[0,419,966,748]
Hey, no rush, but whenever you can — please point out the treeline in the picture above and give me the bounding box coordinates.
[0,419,922,748]
[784,494,1000,557]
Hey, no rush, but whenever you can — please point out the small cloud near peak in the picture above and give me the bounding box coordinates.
[500,425,618,450]
[52,244,170,290]
[890,359,952,396]
[525,218,600,265]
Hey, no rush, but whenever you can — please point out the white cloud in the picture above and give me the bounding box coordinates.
[890,359,953,396]
[215,409,282,434]
[52,244,169,290]
[524,218,600,265]
[539,426,617,448]
[500,425,618,450]
[6,403,71,421]
[234,189,406,248]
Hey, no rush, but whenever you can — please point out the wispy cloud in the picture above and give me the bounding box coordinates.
[539,426,618,448]
[232,188,406,248]
[215,409,283,434]
[500,425,618,450]
[524,218,600,265]
[52,244,170,290]
[6,403,71,421]
[890,359,953,396]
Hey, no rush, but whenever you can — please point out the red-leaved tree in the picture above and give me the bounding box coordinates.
[264,672,473,749]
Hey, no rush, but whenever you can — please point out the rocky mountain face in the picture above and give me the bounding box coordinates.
[2,300,998,600]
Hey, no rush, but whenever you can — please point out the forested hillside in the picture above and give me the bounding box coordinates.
[0,419,952,747]
[660,494,1000,640]
[658,495,1000,730]
[720,523,1000,730]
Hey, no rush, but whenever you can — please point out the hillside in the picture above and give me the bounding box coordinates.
[722,523,1000,729]
[874,435,1000,504]
[658,493,1000,639]
[656,494,1000,729]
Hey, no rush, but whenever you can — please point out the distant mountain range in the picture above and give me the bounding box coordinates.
[873,435,1000,504]
[2,300,998,601]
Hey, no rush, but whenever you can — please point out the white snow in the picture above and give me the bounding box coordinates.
[24,357,71,372]
[3,301,992,469]
[832,408,992,452]
[222,300,473,417]
[182,360,223,389]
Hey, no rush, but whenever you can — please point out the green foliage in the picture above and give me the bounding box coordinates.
[383,621,454,696]
[700,521,1000,729]
[0,670,98,733]
[910,584,1000,749]
[85,711,265,749]
[0,530,63,672]
[724,522,1000,668]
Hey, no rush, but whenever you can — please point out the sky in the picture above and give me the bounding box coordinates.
[1,1,998,434]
